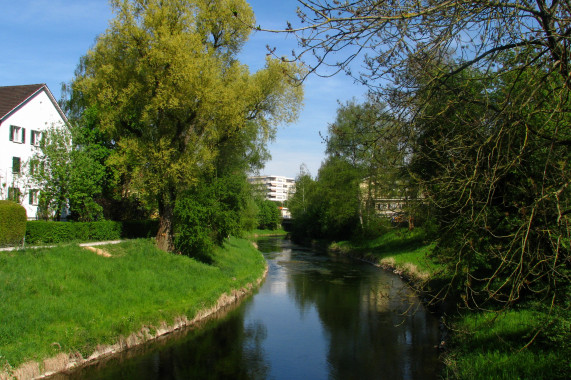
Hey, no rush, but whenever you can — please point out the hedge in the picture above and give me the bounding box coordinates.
[25,220,159,245]
[0,201,27,246]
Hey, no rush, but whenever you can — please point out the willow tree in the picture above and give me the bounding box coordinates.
[72,0,303,251]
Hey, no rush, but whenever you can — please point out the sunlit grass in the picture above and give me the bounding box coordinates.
[0,238,266,370]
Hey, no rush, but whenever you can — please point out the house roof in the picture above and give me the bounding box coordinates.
[0,83,68,124]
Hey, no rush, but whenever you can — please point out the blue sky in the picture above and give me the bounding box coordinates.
[0,0,367,179]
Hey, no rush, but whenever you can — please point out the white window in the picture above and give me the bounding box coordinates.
[9,125,25,143]
[31,130,42,146]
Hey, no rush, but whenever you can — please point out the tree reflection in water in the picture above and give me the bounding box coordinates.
[58,237,439,380]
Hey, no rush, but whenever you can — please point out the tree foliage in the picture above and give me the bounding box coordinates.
[276,0,570,312]
[174,173,253,261]
[290,99,411,241]
[32,125,106,221]
[72,0,303,251]
[407,59,570,310]
[289,158,364,241]
[256,199,281,230]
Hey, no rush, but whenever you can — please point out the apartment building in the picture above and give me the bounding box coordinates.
[248,175,296,203]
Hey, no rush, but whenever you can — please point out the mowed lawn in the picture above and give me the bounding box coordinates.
[0,238,266,370]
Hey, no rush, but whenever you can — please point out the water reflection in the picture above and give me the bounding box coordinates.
[57,237,439,379]
[274,240,439,380]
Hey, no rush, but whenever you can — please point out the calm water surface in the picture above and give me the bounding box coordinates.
[56,237,440,379]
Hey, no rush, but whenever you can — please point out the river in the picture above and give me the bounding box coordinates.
[54,237,440,379]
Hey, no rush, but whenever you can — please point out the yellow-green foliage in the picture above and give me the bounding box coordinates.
[0,200,26,246]
[72,0,304,249]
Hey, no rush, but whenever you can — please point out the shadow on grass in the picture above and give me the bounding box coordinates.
[350,228,430,258]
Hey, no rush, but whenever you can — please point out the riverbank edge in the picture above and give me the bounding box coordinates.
[1,248,268,380]
[325,238,570,379]
[325,240,449,349]
[329,244,430,287]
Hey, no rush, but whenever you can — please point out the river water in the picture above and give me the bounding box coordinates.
[56,237,440,379]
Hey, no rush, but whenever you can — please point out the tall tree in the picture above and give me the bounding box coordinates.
[72,0,303,251]
[270,1,570,310]
[325,99,409,228]
[406,58,570,309]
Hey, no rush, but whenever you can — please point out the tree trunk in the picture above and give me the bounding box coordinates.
[156,193,175,252]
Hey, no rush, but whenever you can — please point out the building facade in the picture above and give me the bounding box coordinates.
[248,175,296,220]
[248,175,296,203]
[0,84,68,219]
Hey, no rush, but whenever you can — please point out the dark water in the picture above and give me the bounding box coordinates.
[55,238,440,379]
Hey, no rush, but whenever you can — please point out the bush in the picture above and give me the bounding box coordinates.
[0,201,27,246]
[174,189,235,262]
[25,221,120,244]
[25,220,159,245]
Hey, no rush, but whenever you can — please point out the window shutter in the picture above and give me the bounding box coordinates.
[21,128,26,144]
[9,125,14,141]
[31,130,35,145]
[29,192,33,205]
[12,157,21,174]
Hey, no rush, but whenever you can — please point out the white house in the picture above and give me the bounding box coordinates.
[0,84,68,219]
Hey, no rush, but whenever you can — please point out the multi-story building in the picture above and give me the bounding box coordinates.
[0,84,68,219]
[248,175,296,219]
[248,175,296,202]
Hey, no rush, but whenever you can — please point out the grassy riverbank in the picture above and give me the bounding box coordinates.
[330,227,441,282]
[443,305,569,379]
[0,237,266,373]
[332,227,570,379]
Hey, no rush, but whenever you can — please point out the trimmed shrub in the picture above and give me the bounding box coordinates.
[25,220,159,245]
[25,221,71,244]
[0,201,27,246]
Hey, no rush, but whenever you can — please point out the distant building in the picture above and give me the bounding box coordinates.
[248,175,296,203]
[248,175,295,220]
[360,178,418,217]
[0,84,68,219]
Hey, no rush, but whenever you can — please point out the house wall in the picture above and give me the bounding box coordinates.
[0,89,67,219]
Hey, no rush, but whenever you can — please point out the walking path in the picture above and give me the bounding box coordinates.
[0,240,124,252]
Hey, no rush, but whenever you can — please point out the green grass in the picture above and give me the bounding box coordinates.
[328,227,569,379]
[444,308,570,379]
[331,227,441,280]
[0,237,266,371]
